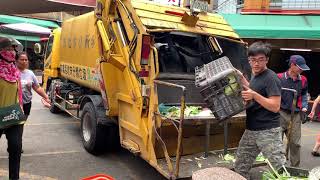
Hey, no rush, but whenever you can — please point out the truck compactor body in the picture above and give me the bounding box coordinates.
[39,0,251,179]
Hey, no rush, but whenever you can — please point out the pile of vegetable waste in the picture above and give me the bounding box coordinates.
[217,153,309,179]
[262,159,308,180]
[217,153,266,164]
[158,104,205,118]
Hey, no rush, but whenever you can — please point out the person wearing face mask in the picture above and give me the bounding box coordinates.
[16,52,50,119]
[277,55,309,167]
[0,36,24,180]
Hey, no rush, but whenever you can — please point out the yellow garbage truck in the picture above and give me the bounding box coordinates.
[37,0,252,179]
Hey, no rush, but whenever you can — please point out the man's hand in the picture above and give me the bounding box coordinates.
[241,85,280,113]
[234,68,244,78]
[43,97,51,104]
[308,111,315,121]
[41,96,51,108]
[235,68,249,87]
[241,85,257,101]
[302,108,308,112]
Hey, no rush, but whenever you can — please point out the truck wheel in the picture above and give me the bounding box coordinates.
[48,84,61,114]
[81,102,119,154]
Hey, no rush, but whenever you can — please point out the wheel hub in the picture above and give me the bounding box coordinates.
[82,113,92,142]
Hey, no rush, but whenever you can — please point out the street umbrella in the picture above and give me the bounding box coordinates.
[0,23,52,35]
[0,0,95,14]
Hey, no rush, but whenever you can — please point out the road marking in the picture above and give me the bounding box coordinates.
[31,107,49,110]
[302,128,319,133]
[302,133,319,137]
[25,122,80,126]
[0,168,57,180]
[0,150,83,158]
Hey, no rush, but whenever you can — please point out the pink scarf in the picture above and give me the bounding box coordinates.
[0,50,23,106]
[0,50,20,83]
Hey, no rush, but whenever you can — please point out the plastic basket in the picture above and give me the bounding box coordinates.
[195,56,245,121]
[195,56,235,88]
[262,166,309,180]
[278,166,309,178]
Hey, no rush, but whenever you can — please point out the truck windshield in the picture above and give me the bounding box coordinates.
[45,36,54,59]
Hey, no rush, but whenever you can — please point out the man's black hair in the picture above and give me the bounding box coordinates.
[248,41,271,58]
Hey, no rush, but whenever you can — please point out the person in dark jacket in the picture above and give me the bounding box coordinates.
[278,55,309,167]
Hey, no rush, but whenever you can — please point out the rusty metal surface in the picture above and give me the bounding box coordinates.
[158,112,246,126]
[174,87,186,177]
[154,79,187,179]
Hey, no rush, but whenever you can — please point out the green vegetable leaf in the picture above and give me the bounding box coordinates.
[223,154,236,162]
[256,153,266,162]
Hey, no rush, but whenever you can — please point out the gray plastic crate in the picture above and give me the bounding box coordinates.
[195,56,245,121]
[195,56,235,88]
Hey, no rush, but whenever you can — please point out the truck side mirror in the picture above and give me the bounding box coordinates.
[34,43,42,55]
[95,1,103,18]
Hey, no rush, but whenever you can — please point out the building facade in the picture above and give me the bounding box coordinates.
[242,0,320,14]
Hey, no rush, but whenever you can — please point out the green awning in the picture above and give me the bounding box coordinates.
[0,15,59,28]
[0,33,40,42]
[221,14,320,39]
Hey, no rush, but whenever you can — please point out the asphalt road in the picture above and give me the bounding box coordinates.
[0,93,319,180]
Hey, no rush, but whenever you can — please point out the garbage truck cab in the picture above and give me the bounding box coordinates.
[38,0,252,179]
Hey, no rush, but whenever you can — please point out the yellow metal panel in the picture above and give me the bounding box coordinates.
[117,93,134,104]
[59,12,102,86]
[97,20,111,52]
[60,62,100,91]
[135,9,235,32]
[119,119,143,138]
[108,55,127,71]
[131,0,239,39]
[132,1,227,24]
[140,18,239,38]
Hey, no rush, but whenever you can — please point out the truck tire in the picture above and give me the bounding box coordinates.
[81,102,119,155]
[48,84,61,114]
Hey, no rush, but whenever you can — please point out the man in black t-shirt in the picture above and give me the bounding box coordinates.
[234,42,286,179]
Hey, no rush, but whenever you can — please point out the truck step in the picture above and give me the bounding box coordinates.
[121,140,140,155]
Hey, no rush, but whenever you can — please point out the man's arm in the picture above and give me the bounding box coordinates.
[31,72,50,103]
[242,85,281,113]
[308,95,320,119]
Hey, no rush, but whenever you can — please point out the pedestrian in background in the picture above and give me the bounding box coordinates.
[277,55,309,167]
[16,51,50,119]
[0,37,24,180]
[235,41,286,179]
[308,95,320,156]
